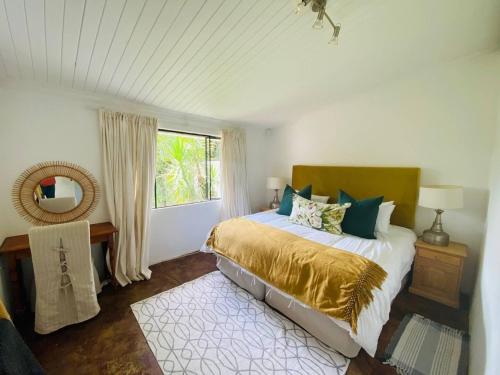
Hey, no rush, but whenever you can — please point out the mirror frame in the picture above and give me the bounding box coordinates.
[12,161,100,225]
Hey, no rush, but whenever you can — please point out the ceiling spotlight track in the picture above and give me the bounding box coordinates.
[294,0,341,44]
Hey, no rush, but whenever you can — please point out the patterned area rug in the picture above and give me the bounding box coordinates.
[131,271,349,375]
[383,313,468,375]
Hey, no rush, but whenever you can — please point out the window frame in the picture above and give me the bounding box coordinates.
[154,128,221,209]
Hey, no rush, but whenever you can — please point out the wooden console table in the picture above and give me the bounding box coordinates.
[0,222,118,314]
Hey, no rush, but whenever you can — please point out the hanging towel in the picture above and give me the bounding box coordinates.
[29,221,100,334]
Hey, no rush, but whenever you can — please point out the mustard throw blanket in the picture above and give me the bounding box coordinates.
[206,218,387,333]
[0,300,10,321]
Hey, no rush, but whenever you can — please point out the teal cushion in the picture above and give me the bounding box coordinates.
[277,184,312,216]
[338,190,383,239]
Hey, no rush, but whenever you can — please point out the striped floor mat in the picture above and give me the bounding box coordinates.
[383,314,468,375]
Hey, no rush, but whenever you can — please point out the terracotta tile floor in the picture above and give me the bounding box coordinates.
[17,252,468,375]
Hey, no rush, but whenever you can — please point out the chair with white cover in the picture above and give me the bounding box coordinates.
[28,221,100,334]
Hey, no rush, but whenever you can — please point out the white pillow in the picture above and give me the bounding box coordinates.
[311,194,330,203]
[375,201,395,235]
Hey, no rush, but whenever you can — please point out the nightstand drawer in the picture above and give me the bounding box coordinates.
[412,261,460,305]
[415,256,459,273]
[411,239,467,308]
[414,263,459,287]
[417,248,461,267]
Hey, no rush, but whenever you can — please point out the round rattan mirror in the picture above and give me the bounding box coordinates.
[12,161,100,225]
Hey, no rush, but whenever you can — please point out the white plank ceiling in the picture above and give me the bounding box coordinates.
[0,0,499,126]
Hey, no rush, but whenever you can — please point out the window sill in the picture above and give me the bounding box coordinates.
[152,199,221,210]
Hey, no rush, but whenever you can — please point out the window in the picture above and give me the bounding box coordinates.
[154,130,221,208]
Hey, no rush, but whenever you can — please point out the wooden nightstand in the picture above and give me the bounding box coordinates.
[409,239,467,308]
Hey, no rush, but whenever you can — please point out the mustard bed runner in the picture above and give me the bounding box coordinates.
[0,300,10,321]
[206,217,387,333]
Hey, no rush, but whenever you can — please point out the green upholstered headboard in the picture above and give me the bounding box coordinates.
[292,165,420,229]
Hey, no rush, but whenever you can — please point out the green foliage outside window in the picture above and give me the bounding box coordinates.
[154,131,221,208]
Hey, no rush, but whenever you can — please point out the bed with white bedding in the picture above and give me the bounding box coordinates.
[205,209,416,357]
[203,165,420,358]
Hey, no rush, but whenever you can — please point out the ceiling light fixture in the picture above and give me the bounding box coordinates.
[312,7,325,29]
[329,23,341,45]
[294,0,341,44]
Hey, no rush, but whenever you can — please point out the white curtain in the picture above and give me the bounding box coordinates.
[221,128,251,219]
[99,110,158,286]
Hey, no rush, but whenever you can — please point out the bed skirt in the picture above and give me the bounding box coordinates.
[216,256,362,358]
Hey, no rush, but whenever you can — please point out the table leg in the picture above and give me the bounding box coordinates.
[6,254,25,314]
[107,234,118,287]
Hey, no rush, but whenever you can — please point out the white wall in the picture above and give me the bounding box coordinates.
[149,201,221,264]
[267,53,500,294]
[469,99,500,375]
[0,86,268,279]
[0,88,110,233]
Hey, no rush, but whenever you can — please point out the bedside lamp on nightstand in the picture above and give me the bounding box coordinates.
[267,177,285,209]
[418,185,463,246]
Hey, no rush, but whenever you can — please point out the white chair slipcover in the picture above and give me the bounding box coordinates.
[29,221,100,334]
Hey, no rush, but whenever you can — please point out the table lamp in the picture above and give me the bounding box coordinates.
[267,177,285,209]
[418,185,463,246]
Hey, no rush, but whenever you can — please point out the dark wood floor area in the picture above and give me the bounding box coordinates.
[17,252,468,375]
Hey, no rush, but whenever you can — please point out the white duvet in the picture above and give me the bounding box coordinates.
[203,210,417,357]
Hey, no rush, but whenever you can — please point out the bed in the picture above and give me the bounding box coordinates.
[203,165,420,358]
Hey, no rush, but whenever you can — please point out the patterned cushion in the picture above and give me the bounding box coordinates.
[289,194,350,235]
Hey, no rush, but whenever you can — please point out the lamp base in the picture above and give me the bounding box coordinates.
[269,189,280,209]
[422,208,450,246]
[422,229,450,246]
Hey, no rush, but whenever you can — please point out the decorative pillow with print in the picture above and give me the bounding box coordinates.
[289,194,323,229]
[289,194,351,235]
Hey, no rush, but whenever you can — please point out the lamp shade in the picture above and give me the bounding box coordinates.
[418,185,463,209]
[267,177,285,190]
